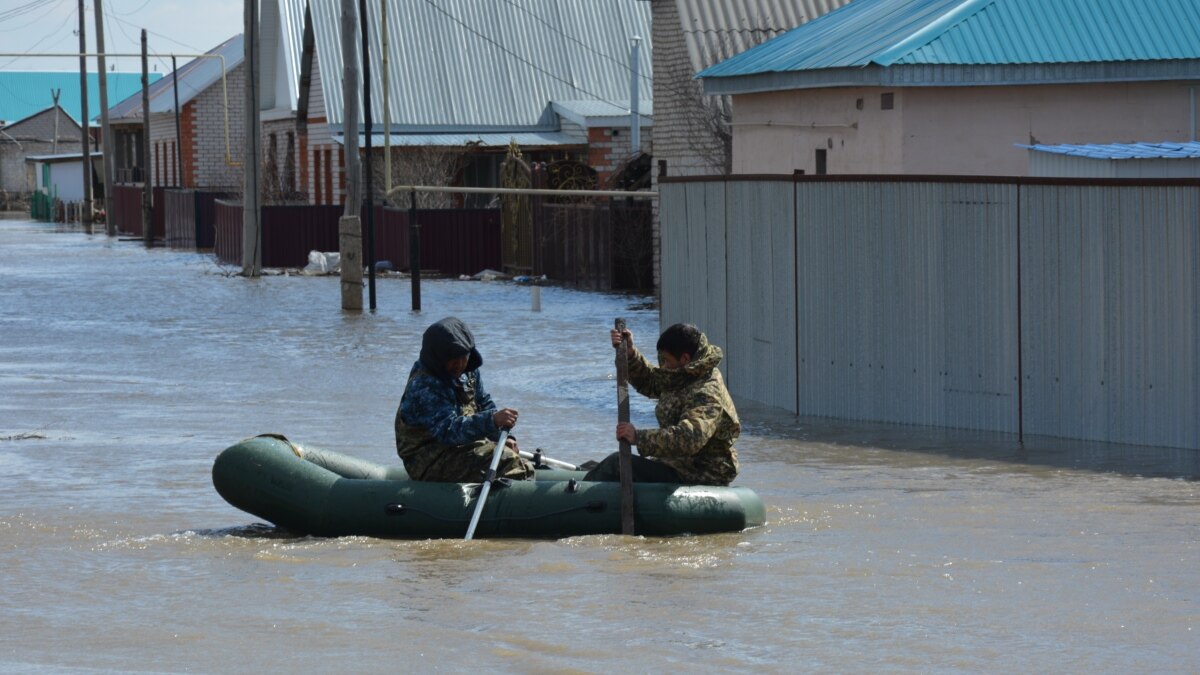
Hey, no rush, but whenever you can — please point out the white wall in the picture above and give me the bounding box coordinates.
[46,161,84,201]
[731,81,1197,176]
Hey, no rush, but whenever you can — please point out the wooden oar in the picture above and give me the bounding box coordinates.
[464,427,511,540]
[615,318,636,535]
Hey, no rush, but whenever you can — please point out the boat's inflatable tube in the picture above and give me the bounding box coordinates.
[212,435,766,538]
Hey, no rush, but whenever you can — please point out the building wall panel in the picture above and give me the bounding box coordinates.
[663,175,1198,450]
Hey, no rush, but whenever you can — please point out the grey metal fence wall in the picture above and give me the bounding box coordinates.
[660,175,1200,450]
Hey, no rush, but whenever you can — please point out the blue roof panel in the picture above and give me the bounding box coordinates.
[700,0,1200,78]
[0,71,158,126]
[1018,141,1200,160]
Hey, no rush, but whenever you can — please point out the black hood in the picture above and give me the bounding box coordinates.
[418,317,483,380]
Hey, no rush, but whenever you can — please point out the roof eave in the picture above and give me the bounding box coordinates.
[702,60,1200,95]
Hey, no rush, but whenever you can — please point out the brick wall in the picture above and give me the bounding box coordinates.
[586,126,653,185]
[191,62,246,191]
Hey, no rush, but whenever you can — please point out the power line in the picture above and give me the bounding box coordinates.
[0,0,67,33]
[109,0,152,18]
[0,6,77,69]
[106,11,202,52]
[420,0,632,112]
[495,0,651,86]
[0,0,59,23]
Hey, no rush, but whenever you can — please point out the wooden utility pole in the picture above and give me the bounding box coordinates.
[51,90,61,154]
[242,0,262,275]
[341,0,360,218]
[381,0,390,195]
[339,0,362,311]
[94,0,116,235]
[172,55,182,187]
[77,0,93,227]
[359,0,376,310]
[140,30,152,247]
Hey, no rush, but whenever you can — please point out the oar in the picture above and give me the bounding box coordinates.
[614,318,636,535]
[517,450,580,471]
[464,427,511,541]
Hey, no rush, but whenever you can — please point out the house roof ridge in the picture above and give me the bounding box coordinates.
[872,0,991,66]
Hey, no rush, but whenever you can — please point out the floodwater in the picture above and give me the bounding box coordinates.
[1,216,1197,673]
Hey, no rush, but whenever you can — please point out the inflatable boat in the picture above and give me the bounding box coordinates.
[212,435,766,538]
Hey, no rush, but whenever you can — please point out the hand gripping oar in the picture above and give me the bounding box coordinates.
[465,427,511,540]
[615,318,636,535]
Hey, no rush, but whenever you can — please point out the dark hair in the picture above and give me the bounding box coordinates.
[656,323,702,358]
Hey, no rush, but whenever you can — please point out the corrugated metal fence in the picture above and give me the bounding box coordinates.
[212,203,503,274]
[111,184,165,239]
[164,189,234,249]
[660,175,1200,450]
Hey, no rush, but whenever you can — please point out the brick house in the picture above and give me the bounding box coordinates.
[105,34,246,191]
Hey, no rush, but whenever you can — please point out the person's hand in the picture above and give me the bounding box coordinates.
[616,422,637,444]
[504,436,519,453]
[611,327,633,349]
[493,408,518,429]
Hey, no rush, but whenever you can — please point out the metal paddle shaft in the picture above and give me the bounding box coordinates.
[464,427,511,540]
[615,318,636,535]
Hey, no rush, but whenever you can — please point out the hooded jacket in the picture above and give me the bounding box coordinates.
[627,333,740,485]
[395,318,499,466]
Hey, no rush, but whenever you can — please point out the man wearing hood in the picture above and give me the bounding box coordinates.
[584,323,740,486]
[395,317,535,482]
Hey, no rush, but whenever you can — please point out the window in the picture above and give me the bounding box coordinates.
[815,149,827,175]
[881,92,895,110]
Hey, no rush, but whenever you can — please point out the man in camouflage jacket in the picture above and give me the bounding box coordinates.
[584,323,740,486]
[395,317,534,482]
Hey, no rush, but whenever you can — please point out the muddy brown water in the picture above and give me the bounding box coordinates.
[1,218,1196,672]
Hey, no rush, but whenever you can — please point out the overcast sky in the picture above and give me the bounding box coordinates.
[1,0,243,72]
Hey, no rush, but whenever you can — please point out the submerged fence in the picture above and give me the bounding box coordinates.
[660,175,1200,450]
[208,199,651,291]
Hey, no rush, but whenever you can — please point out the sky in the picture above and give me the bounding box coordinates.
[0,0,243,73]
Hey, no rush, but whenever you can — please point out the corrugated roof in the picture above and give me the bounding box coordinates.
[551,99,652,128]
[335,130,587,147]
[700,0,1200,78]
[1019,141,1200,160]
[0,72,155,126]
[107,35,244,121]
[278,0,651,130]
[675,0,850,73]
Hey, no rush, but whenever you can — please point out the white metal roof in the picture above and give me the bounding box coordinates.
[107,34,244,121]
[334,130,586,147]
[275,0,652,131]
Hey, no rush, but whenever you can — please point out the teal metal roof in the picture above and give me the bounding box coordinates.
[700,0,1200,78]
[0,72,159,126]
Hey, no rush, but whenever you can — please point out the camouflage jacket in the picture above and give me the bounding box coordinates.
[628,334,740,485]
[394,363,500,464]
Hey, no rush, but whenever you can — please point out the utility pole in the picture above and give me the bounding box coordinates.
[94,0,116,235]
[338,0,362,311]
[630,36,642,157]
[172,55,182,187]
[243,0,262,276]
[140,29,152,246]
[381,0,390,195]
[51,89,61,154]
[359,0,376,310]
[77,0,93,227]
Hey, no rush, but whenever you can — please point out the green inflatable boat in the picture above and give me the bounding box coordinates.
[212,435,766,538]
